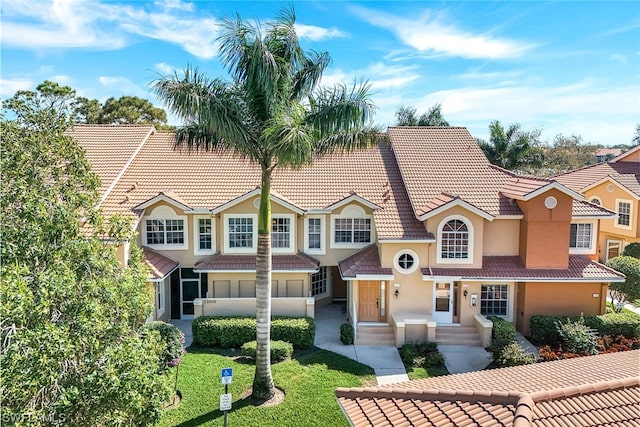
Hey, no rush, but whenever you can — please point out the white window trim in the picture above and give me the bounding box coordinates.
[589,196,602,206]
[143,205,188,250]
[271,214,296,254]
[193,215,215,256]
[223,214,258,254]
[615,199,633,230]
[310,266,330,300]
[393,249,420,275]
[606,239,623,262]
[330,204,374,249]
[156,280,165,317]
[480,283,514,322]
[436,215,474,264]
[569,220,597,255]
[304,215,326,255]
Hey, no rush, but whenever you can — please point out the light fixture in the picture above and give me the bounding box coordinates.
[394,282,400,299]
[463,289,468,299]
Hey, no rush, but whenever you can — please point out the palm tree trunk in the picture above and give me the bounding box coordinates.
[252,169,275,400]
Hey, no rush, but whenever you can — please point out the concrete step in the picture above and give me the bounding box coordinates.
[436,326,482,346]
[356,324,395,345]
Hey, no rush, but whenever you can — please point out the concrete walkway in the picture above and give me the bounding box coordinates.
[438,345,493,374]
[314,303,409,385]
[170,319,193,347]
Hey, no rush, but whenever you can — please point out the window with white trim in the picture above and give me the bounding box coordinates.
[156,281,165,317]
[229,217,254,248]
[393,249,419,274]
[308,218,321,249]
[481,284,508,317]
[146,219,185,245]
[569,223,592,249]
[198,218,212,249]
[441,219,469,259]
[334,218,371,243]
[310,267,328,297]
[617,200,631,227]
[589,197,601,206]
[272,217,291,248]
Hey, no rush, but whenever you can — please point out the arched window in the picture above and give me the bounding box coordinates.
[441,219,469,260]
[589,197,601,206]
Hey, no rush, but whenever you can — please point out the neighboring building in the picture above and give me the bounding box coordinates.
[71,124,624,341]
[595,147,623,163]
[335,350,640,426]
[556,145,640,263]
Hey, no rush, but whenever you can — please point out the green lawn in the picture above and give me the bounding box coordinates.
[159,347,376,427]
[404,365,449,380]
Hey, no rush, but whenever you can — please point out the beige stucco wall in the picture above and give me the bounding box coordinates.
[584,182,639,239]
[482,220,520,255]
[207,272,309,299]
[196,297,313,318]
[151,276,171,322]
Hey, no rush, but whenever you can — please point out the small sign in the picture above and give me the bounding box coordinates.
[221,367,233,385]
[220,393,232,411]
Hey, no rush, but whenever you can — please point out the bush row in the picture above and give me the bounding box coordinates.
[488,316,517,359]
[241,340,294,362]
[529,311,640,344]
[192,316,315,349]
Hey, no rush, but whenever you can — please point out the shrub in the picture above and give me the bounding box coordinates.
[556,318,598,355]
[497,342,537,367]
[622,242,640,259]
[399,342,445,369]
[141,321,184,370]
[192,316,315,349]
[340,323,354,344]
[606,256,640,310]
[422,351,445,368]
[530,312,640,344]
[488,316,517,359]
[241,340,293,362]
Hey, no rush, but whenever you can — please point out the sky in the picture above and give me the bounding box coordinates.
[2,0,639,146]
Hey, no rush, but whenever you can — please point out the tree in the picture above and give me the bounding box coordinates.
[1,83,171,424]
[606,256,640,311]
[476,120,543,173]
[98,96,168,126]
[395,103,449,126]
[540,134,599,175]
[622,242,640,259]
[633,124,640,146]
[152,6,377,400]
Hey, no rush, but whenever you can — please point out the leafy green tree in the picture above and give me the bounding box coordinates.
[395,103,449,126]
[622,242,640,259]
[606,256,640,311]
[99,96,168,126]
[75,96,103,123]
[152,6,377,400]
[539,134,599,175]
[1,83,171,424]
[476,120,543,172]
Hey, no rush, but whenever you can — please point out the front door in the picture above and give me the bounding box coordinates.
[433,282,453,323]
[181,279,200,319]
[358,281,386,322]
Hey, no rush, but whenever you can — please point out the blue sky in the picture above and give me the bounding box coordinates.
[2,0,639,145]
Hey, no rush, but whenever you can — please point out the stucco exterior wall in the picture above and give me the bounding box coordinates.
[516,281,608,336]
[483,220,520,255]
[584,183,639,239]
[207,272,309,299]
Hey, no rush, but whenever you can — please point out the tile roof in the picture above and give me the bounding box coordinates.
[142,247,179,280]
[572,199,616,217]
[82,126,429,240]
[555,161,640,198]
[425,255,625,282]
[336,350,640,427]
[194,252,320,272]
[68,124,154,201]
[388,127,524,218]
[338,244,394,278]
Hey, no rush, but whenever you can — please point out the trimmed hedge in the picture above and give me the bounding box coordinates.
[140,321,184,370]
[241,340,293,362]
[529,312,640,344]
[192,315,315,349]
[340,323,354,345]
[488,316,516,359]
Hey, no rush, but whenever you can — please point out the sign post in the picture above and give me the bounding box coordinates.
[220,368,233,427]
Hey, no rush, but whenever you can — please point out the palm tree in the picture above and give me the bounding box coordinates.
[395,103,449,126]
[152,7,377,400]
[477,120,542,172]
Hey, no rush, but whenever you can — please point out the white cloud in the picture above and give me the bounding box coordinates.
[295,24,347,41]
[322,62,421,91]
[609,54,627,64]
[154,63,176,75]
[97,76,149,98]
[0,78,33,97]
[351,6,532,59]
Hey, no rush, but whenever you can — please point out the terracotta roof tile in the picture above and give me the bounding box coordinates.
[338,245,393,278]
[572,199,616,217]
[388,127,523,218]
[337,351,640,427]
[194,252,319,272]
[555,161,640,197]
[142,247,179,279]
[425,255,625,281]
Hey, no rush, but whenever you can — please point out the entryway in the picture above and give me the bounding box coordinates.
[358,280,387,322]
[433,282,453,323]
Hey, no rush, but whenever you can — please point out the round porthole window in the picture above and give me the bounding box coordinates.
[393,249,419,274]
[544,196,557,209]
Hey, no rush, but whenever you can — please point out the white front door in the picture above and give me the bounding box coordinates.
[180,279,200,319]
[433,282,453,323]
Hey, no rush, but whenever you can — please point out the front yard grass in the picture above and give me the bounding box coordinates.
[159,347,376,427]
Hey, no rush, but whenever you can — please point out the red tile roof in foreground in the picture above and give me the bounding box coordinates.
[336,350,640,427]
[338,245,394,278]
[142,247,179,280]
[425,255,625,282]
[194,252,319,272]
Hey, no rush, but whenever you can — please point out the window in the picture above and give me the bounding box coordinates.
[589,197,601,206]
[308,218,321,249]
[481,284,508,317]
[606,240,622,261]
[272,217,291,248]
[156,281,165,317]
[393,249,419,274]
[334,218,371,244]
[198,218,212,250]
[146,219,185,245]
[441,219,469,259]
[229,217,253,248]
[569,223,592,249]
[193,216,215,255]
[310,267,328,297]
[617,201,631,227]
